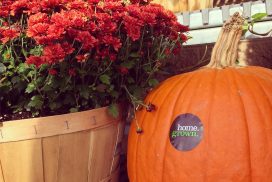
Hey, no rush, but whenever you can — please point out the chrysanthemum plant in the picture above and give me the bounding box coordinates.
[0,0,189,121]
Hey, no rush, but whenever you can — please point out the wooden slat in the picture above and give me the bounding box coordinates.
[117,122,125,144]
[111,156,120,173]
[110,122,125,173]
[152,0,188,13]
[100,168,120,182]
[0,139,44,182]
[188,0,213,11]
[56,131,91,182]
[0,148,5,182]
[0,107,119,143]
[87,124,118,182]
[110,168,120,182]
[42,135,60,182]
[213,0,254,7]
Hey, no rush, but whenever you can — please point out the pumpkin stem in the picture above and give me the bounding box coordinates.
[207,12,245,68]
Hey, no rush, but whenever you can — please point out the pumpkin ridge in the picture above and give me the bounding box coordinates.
[129,84,165,181]
[147,76,189,141]
[160,71,205,181]
[230,68,253,180]
[202,69,219,181]
[242,68,272,116]
[143,76,185,181]
[130,76,182,181]
[238,68,272,177]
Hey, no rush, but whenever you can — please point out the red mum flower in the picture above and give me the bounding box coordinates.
[172,42,181,55]
[66,0,88,10]
[101,35,121,51]
[180,33,188,42]
[164,48,171,55]
[68,68,76,76]
[169,31,178,40]
[86,0,100,4]
[119,66,128,75]
[62,42,75,55]
[123,16,143,41]
[1,28,20,44]
[97,48,110,59]
[10,0,28,16]
[98,21,117,33]
[139,11,156,25]
[43,43,66,63]
[176,24,189,32]
[0,0,12,17]
[64,10,88,28]
[47,24,65,40]
[40,0,63,9]
[27,23,49,37]
[130,0,152,4]
[2,22,9,27]
[27,1,42,14]
[28,12,49,26]
[26,56,46,68]
[75,31,97,50]
[49,68,58,75]
[109,53,116,62]
[103,1,125,12]
[50,12,71,28]
[76,55,86,62]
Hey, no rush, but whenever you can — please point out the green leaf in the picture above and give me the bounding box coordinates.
[49,102,62,110]
[148,78,159,87]
[143,65,152,72]
[11,76,20,84]
[30,46,43,56]
[110,90,119,98]
[0,63,6,74]
[42,84,53,92]
[129,52,140,58]
[18,63,28,73]
[79,85,90,99]
[21,48,28,57]
[0,45,3,53]
[131,86,144,100]
[39,64,48,72]
[27,70,36,78]
[69,108,78,113]
[28,95,44,109]
[25,83,35,93]
[251,13,267,22]
[121,61,135,69]
[242,22,249,36]
[108,103,119,118]
[2,49,13,62]
[36,77,45,86]
[99,74,111,85]
[14,80,27,92]
[127,77,135,84]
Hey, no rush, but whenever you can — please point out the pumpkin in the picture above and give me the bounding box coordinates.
[127,13,272,181]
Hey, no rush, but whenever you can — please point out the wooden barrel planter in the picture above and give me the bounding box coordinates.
[0,106,124,182]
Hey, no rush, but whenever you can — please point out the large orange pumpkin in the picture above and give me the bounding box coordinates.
[127,13,272,181]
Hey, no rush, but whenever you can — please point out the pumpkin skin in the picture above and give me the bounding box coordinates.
[127,66,272,182]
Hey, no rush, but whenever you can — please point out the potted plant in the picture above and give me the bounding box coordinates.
[0,0,189,181]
